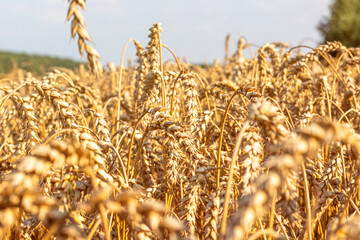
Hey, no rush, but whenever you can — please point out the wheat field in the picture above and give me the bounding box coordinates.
[1,1,360,240]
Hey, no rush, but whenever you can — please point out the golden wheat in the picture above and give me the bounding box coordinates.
[1,4,360,239]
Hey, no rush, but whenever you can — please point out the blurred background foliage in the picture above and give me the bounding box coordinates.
[0,51,82,75]
[318,0,360,47]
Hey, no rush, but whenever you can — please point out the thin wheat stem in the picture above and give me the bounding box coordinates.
[216,91,240,188]
[268,191,277,240]
[0,82,27,112]
[219,120,249,239]
[87,218,102,240]
[170,71,184,117]
[302,161,312,240]
[162,44,182,71]
[127,110,150,178]
[116,38,136,145]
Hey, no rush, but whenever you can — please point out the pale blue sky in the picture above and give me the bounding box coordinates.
[0,0,332,64]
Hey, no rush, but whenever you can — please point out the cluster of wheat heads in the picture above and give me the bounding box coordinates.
[2,6,360,240]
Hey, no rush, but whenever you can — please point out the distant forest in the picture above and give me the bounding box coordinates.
[0,51,83,75]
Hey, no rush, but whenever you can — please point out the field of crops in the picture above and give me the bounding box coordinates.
[1,1,360,240]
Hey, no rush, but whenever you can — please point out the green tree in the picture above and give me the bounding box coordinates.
[318,0,360,47]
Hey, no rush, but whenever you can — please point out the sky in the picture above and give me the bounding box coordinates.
[0,0,332,65]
